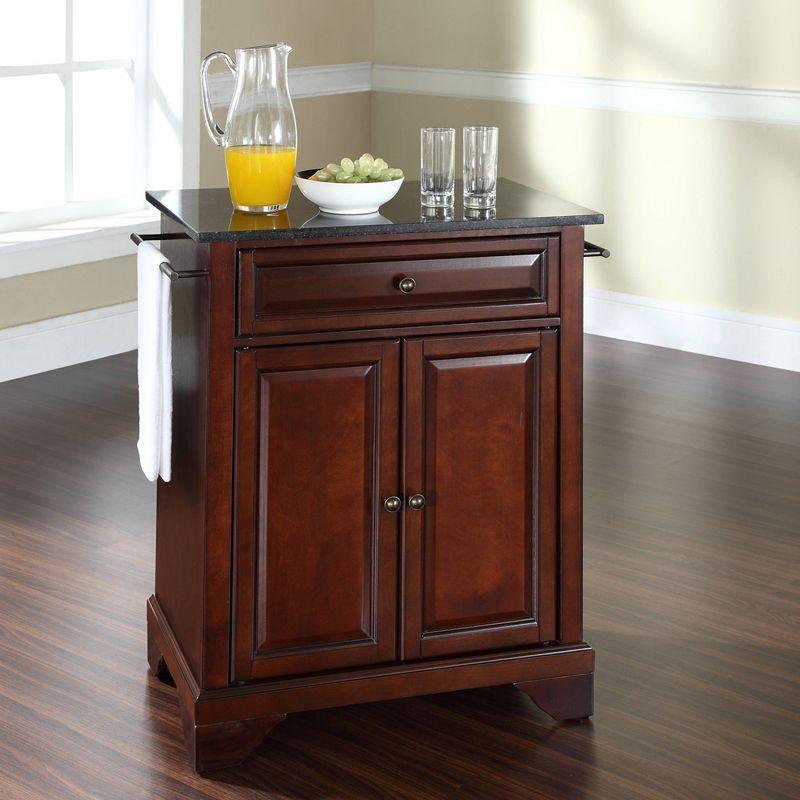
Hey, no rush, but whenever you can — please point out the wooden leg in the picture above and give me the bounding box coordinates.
[180,707,287,773]
[147,613,174,686]
[515,673,594,720]
[148,595,286,772]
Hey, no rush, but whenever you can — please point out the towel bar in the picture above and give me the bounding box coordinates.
[133,231,609,274]
[584,241,611,258]
[130,233,210,281]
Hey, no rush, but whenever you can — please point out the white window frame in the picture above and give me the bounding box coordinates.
[0,0,147,232]
[0,0,200,274]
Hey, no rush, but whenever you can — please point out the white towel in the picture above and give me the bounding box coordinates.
[136,241,172,482]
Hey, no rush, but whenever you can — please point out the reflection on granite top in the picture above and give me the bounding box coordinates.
[146,179,603,243]
[301,211,394,229]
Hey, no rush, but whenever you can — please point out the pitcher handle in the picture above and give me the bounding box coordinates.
[201,51,236,147]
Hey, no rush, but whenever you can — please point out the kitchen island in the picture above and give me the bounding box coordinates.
[141,179,604,772]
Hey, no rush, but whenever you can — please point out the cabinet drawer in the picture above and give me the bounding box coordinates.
[238,235,559,335]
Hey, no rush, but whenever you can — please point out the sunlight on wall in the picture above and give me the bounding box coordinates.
[375,0,800,89]
[371,92,800,322]
[372,0,800,323]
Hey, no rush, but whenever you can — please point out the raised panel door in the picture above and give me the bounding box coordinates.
[233,340,400,679]
[402,330,558,659]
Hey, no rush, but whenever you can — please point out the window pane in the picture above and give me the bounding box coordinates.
[0,76,65,212]
[72,69,135,201]
[73,0,135,61]
[0,1,66,66]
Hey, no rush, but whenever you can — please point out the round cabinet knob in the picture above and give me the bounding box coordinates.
[408,494,426,510]
[398,277,416,294]
[383,496,402,513]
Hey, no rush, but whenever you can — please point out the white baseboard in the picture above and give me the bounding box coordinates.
[585,289,800,372]
[0,301,137,382]
[1,291,796,382]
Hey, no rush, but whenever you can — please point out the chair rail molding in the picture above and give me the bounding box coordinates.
[208,61,800,126]
[207,62,373,108]
[371,64,800,127]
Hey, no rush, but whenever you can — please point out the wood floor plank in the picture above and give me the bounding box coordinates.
[0,337,797,799]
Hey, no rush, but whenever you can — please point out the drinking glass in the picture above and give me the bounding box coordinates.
[420,127,455,207]
[463,126,498,209]
[421,205,454,222]
[464,206,496,221]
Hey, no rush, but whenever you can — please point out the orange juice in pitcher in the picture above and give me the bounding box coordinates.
[224,145,296,209]
[201,44,297,212]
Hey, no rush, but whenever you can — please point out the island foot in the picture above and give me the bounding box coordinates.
[514,673,594,720]
[180,709,287,773]
[147,616,174,686]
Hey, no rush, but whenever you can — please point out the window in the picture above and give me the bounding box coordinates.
[0,0,198,238]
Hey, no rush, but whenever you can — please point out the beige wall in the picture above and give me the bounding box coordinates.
[202,0,373,69]
[372,94,800,322]
[0,0,372,330]
[0,258,136,329]
[372,1,800,323]
[199,0,374,186]
[5,0,798,331]
[374,0,800,89]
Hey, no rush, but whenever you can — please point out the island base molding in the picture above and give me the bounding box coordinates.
[147,596,595,772]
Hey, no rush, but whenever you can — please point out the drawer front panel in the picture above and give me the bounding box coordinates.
[238,236,558,335]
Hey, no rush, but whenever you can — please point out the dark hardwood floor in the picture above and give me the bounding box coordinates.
[0,336,797,799]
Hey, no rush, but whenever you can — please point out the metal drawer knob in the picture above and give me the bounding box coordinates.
[398,277,416,294]
[408,494,426,510]
[384,496,402,513]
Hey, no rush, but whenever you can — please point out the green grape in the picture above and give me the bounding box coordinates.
[322,154,403,183]
[358,153,374,173]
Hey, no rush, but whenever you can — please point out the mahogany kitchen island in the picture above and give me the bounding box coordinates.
[140,179,604,772]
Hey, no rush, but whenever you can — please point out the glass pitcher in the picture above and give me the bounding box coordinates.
[201,43,297,213]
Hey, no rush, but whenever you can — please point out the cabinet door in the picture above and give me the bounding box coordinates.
[233,340,400,680]
[402,330,557,659]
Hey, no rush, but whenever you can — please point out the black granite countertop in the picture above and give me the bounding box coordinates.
[145,179,603,243]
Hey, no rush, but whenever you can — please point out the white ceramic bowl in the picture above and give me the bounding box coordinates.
[294,169,403,215]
